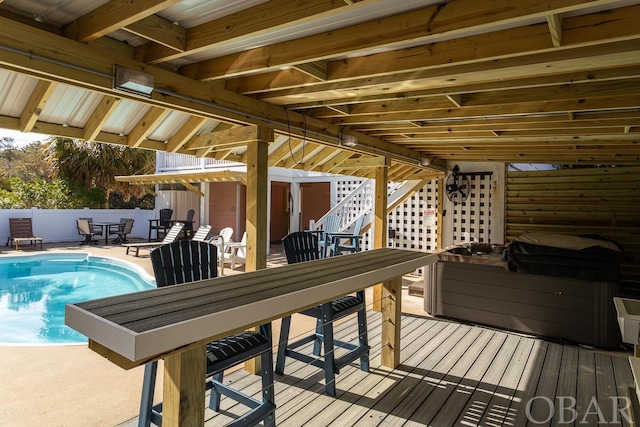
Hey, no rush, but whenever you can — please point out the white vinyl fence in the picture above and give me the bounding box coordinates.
[0,208,156,245]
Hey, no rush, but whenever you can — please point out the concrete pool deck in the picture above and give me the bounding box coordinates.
[0,240,429,426]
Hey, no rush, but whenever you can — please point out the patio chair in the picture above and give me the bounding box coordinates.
[191,224,212,242]
[6,218,43,251]
[276,231,369,396]
[122,222,184,257]
[222,231,247,270]
[79,217,102,235]
[147,208,173,241]
[139,240,275,427]
[108,218,134,243]
[209,226,234,274]
[329,216,365,256]
[182,209,195,238]
[317,214,341,258]
[77,219,100,245]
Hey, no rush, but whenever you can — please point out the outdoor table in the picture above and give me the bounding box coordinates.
[92,222,121,245]
[65,248,436,426]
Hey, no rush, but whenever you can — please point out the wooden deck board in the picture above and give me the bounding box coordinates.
[359,325,487,426]
[418,330,509,426]
[476,336,535,427]
[612,355,636,427]
[596,351,623,426]
[526,342,564,426]
[119,315,635,427]
[576,348,598,427]
[506,339,549,426]
[457,335,519,424]
[551,345,579,426]
[278,314,433,425]
[323,321,465,426]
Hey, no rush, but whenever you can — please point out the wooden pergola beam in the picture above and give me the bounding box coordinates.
[19,80,57,132]
[63,0,180,42]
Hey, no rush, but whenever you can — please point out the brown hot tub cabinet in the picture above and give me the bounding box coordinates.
[424,259,622,348]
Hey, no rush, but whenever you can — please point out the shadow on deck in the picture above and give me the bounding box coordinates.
[119,312,635,427]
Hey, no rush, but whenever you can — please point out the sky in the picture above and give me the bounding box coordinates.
[0,129,51,147]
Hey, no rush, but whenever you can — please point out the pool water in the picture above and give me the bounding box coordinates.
[0,253,156,344]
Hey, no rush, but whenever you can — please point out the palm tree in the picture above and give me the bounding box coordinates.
[44,137,155,207]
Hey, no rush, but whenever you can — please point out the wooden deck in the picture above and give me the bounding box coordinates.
[121,313,635,427]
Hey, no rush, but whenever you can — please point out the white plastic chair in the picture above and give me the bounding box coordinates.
[209,227,234,274]
[223,231,247,270]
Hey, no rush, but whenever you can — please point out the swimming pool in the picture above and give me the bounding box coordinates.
[0,253,156,345]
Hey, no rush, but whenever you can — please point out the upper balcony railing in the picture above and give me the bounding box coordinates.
[156,152,239,173]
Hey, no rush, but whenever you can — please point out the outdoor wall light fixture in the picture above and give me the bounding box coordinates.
[339,128,358,147]
[113,65,154,97]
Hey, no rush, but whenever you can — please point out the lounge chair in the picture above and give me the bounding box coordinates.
[6,218,43,251]
[123,223,184,256]
[191,224,212,242]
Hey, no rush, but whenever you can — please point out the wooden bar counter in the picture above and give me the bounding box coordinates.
[66,248,436,426]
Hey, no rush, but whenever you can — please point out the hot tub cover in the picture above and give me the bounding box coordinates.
[505,232,632,282]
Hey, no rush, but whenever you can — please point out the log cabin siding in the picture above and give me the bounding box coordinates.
[505,166,640,285]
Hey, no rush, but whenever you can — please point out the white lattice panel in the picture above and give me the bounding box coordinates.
[388,179,439,252]
[449,173,493,244]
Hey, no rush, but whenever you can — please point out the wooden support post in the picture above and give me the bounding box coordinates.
[245,127,270,273]
[163,345,206,427]
[244,126,271,374]
[381,276,402,368]
[372,163,389,312]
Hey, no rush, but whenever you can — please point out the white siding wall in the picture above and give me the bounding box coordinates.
[0,208,155,244]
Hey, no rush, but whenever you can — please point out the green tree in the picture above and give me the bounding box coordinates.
[44,137,155,208]
[0,178,76,209]
[0,137,21,177]
[13,143,51,182]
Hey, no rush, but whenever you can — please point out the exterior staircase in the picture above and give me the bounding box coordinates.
[311,178,431,239]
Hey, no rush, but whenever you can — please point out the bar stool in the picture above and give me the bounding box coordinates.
[275,231,369,396]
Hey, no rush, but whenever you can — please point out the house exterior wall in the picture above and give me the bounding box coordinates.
[156,189,201,229]
[153,154,503,257]
[300,182,331,230]
[270,182,290,242]
[207,182,246,241]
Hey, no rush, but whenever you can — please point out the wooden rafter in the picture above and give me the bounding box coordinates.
[180,0,628,81]
[63,0,180,42]
[1,0,640,168]
[135,0,367,64]
[19,80,56,132]
[83,96,121,142]
[127,107,169,148]
[125,14,186,52]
